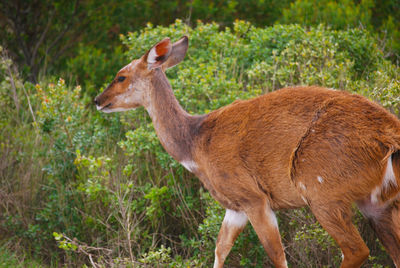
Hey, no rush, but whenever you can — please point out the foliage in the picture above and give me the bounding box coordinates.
[1,19,399,267]
[0,0,292,85]
[0,0,83,82]
[2,0,399,88]
[65,44,127,96]
[0,243,42,268]
[281,0,374,30]
[281,0,400,61]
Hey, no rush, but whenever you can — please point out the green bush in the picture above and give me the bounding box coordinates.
[281,0,374,30]
[65,44,126,97]
[280,0,400,61]
[0,244,42,268]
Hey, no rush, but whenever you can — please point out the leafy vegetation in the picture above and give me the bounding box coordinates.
[1,0,398,86]
[0,244,42,268]
[1,17,399,266]
[281,0,400,61]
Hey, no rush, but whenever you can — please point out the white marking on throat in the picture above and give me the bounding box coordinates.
[224,209,248,228]
[180,160,198,173]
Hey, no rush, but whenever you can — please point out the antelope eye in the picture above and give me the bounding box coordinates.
[117,76,126,82]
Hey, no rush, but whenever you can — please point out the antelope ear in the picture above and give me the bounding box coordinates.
[162,36,189,70]
[146,38,172,70]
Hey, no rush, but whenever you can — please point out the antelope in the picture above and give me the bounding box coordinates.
[94,36,400,267]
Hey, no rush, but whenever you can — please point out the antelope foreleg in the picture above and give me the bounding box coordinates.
[213,209,248,268]
[245,201,288,268]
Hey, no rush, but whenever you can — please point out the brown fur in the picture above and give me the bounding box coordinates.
[193,87,400,209]
[192,87,400,267]
[95,37,400,268]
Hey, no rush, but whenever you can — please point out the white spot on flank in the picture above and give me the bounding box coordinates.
[180,160,197,173]
[224,209,248,228]
[299,182,307,191]
[317,176,324,184]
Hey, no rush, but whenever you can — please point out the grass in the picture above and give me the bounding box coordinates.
[0,242,44,268]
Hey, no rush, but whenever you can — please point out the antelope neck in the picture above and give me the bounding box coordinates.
[144,68,203,162]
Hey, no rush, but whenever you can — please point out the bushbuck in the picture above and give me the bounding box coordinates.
[94,36,400,267]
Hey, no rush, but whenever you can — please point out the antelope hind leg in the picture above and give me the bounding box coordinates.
[311,201,370,268]
[359,199,400,267]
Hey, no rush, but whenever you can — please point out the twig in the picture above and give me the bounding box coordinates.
[59,233,113,267]
[185,0,194,27]
[5,63,20,114]
[61,233,112,253]
[21,83,37,125]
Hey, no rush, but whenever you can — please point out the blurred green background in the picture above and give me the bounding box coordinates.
[0,0,399,267]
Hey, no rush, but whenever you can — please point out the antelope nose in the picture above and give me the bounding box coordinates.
[94,97,99,105]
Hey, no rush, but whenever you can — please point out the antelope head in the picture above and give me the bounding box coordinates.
[94,36,189,113]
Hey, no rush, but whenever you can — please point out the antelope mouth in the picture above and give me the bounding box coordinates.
[97,102,112,111]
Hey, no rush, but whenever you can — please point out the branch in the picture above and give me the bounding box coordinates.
[58,233,113,267]
[6,16,31,66]
[51,40,77,63]
[31,11,54,67]
[45,0,80,56]
[4,57,20,114]
[21,82,37,125]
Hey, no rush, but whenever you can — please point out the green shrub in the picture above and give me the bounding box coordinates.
[0,244,42,268]
[280,0,400,61]
[65,44,126,98]
[281,0,374,30]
